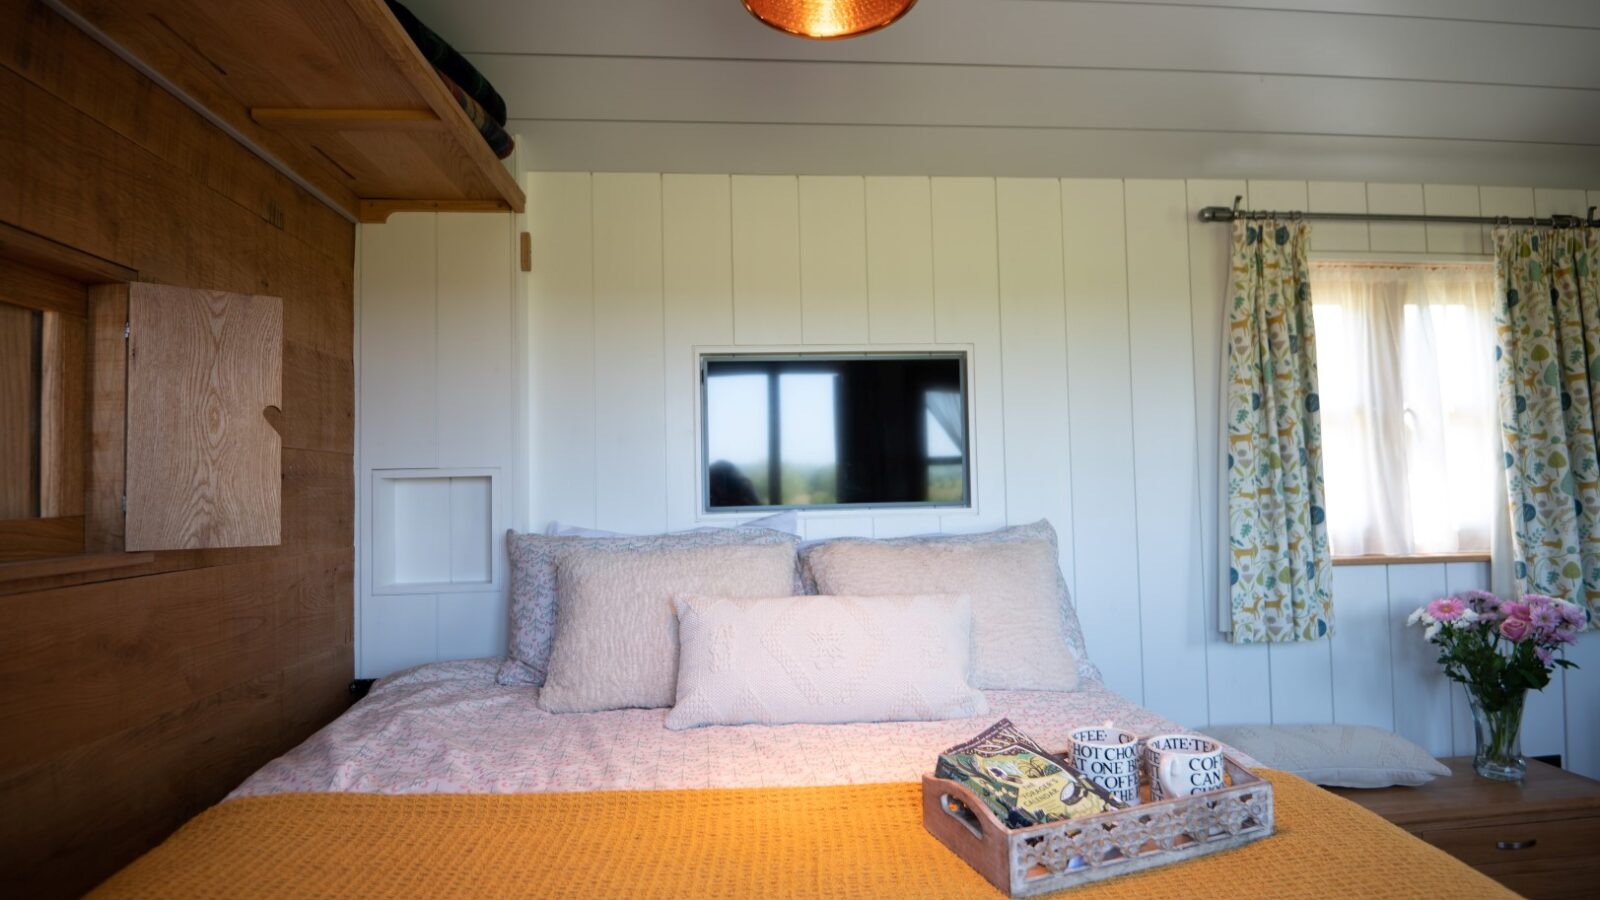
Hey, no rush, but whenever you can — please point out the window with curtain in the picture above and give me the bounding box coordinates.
[1310,261,1499,557]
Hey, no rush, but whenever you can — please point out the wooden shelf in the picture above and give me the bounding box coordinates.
[60,0,525,223]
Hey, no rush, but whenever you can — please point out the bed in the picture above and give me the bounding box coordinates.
[92,657,1515,898]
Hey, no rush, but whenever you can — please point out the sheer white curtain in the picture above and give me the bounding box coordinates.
[1311,262,1499,557]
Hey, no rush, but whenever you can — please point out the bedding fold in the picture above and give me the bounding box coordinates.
[93,771,1511,899]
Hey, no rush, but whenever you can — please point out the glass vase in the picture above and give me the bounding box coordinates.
[1466,686,1526,782]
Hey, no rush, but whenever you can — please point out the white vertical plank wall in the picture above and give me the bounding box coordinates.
[355,175,1599,778]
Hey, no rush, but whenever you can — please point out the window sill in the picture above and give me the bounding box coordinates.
[1332,552,1490,567]
[0,551,156,591]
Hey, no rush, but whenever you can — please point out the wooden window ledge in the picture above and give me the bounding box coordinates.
[0,551,155,586]
[1332,552,1490,567]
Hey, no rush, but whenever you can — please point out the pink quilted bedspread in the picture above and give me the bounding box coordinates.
[233,658,1248,797]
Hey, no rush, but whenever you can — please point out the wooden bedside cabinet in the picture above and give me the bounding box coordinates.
[1329,758,1600,899]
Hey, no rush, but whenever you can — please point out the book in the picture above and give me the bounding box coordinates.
[935,719,1121,828]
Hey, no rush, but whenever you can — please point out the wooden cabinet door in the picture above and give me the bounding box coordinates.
[125,283,282,550]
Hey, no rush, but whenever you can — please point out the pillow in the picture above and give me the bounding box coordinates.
[1204,724,1451,788]
[804,535,1079,692]
[545,510,800,538]
[667,594,988,730]
[537,543,800,713]
[499,526,801,687]
[800,520,1099,684]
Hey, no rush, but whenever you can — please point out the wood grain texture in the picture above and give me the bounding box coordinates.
[0,301,36,520]
[0,516,83,561]
[39,310,85,517]
[85,284,127,554]
[1,5,354,896]
[125,285,283,551]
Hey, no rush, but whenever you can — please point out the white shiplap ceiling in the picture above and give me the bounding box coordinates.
[407,0,1600,184]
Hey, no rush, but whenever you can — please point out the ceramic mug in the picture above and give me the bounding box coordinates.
[1068,726,1141,806]
[1143,734,1225,801]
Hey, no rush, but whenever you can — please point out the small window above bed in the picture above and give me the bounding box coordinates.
[700,352,970,512]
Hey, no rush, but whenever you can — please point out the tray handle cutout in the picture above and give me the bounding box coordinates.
[941,794,984,840]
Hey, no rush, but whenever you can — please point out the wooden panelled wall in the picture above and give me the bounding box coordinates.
[0,3,355,897]
[357,171,1600,781]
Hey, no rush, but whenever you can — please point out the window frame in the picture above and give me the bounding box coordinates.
[697,350,972,514]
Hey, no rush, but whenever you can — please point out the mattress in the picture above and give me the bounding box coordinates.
[234,657,1253,797]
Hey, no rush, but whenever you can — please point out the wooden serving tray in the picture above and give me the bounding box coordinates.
[922,754,1274,897]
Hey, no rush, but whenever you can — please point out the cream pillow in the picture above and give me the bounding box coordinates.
[667,594,988,730]
[1204,724,1451,788]
[538,543,799,713]
[805,539,1078,691]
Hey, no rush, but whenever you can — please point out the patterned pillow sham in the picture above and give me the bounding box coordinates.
[498,525,803,686]
[799,520,1100,684]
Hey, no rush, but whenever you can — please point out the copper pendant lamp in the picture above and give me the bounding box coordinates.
[743,0,918,40]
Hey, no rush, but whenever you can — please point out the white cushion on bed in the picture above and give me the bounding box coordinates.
[805,538,1079,692]
[1204,724,1450,788]
[538,543,800,713]
[666,594,988,730]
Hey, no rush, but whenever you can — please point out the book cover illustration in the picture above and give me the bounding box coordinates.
[935,719,1121,828]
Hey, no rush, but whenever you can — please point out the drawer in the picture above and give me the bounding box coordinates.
[1420,816,1600,868]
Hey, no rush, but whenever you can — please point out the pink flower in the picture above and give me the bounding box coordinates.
[1553,625,1578,645]
[1525,593,1555,611]
[1500,616,1532,642]
[1558,602,1587,627]
[1536,646,1554,666]
[1427,597,1467,622]
[1530,604,1562,630]
[1503,602,1532,622]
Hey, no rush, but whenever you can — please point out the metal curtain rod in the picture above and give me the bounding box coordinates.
[1198,196,1598,229]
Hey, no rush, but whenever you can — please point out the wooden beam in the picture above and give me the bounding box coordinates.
[0,516,85,562]
[0,550,153,585]
[357,199,512,224]
[0,221,136,284]
[86,284,127,554]
[250,108,443,130]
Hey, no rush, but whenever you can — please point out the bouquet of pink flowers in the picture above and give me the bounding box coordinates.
[1408,591,1586,711]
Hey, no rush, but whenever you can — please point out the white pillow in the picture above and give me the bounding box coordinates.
[1204,724,1450,788]
[667,594,988,730]
[545,510,800,537]
[804,539,1079,692]
[537,542,799,713]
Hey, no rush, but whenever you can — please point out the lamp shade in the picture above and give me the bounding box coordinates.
[743,0,917,40]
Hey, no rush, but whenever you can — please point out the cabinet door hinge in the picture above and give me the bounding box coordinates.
[124,321,130,341]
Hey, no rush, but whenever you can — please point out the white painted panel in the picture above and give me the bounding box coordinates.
[1244,180,1307,214]
[1366,183,1428,253]
[731,175,802,344]
[1387,562,1454,756]
[1566,632,1600,778]
[361,593,436,678]
[1329,564,1394,730]
[802,516,875,541]
[436,213,514,468]
[527,172,595,529]
[448,476,493,583]
[663,174,735,530]
[931,178,1006,533]
[1422,184,1484,255]
[1534,187,1590,218]
[995,178,1079,660]
[1126,178,1209,723]
[1186,178,1272,728]
[1477,186,1537,220]
[797,176,868,345]
[436,591,509,661]
[1307,181,1369,253]
[865,177,935,344]
[1059,178,1142,705]
[1444,561,1491,756]
[391,478,452,585]
[592,173,667,534]
[359,213,437,468]
[872,514,941,539]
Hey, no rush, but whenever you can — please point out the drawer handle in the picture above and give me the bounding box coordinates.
[1496,838,1537,851]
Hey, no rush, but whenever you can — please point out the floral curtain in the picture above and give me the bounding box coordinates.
[1225,220,1334,642]
[1494,227,1600,615]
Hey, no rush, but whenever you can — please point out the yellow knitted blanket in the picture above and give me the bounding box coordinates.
[93,771,1511,898]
